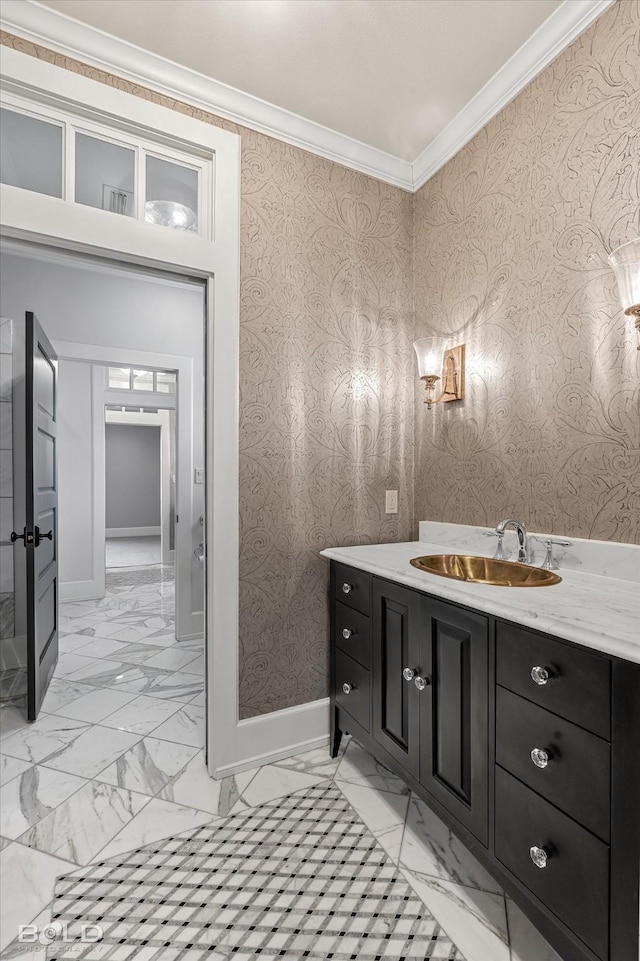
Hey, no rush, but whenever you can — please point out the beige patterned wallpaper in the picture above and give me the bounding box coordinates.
[2,0,638,719]
[413,0,640,544]
[0,31,415,718]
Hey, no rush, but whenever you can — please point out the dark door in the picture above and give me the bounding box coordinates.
[14,313,59,721]
[419,599,489,844]
[371,578,426,779]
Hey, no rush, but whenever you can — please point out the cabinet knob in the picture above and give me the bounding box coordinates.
[529,845,550,869]
[342,582,353,594]
[530,665,550,686]
[530,748,550,769]
[414,675,430,692]
[342,628,353,639]
[342,682,355,695]
[402,667,415,682]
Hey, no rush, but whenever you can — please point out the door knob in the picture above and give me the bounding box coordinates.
[414,675,430,691]
[35,527,53,546]
[402,668,415,682]
[10,528,34,546]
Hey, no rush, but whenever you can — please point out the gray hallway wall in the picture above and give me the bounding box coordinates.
[105,424,161,530]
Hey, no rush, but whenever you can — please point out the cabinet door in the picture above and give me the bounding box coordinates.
[420,599,489,844]
[371,578,425,779]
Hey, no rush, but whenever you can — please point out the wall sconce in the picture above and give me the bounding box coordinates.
[608,238,640,349]
[414,337,465,410]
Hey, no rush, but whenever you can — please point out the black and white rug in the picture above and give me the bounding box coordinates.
[47,783,464,959]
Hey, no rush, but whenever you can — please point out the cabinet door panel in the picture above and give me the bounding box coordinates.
[420,600,488,845]
[372,579,423,778]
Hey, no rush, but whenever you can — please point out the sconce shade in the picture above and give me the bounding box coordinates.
[414,338,445,377]
[608,238,640,314]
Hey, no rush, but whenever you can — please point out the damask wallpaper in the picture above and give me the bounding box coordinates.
[413,0,640,545]
[2,0,638,721]
[0,30,415,718]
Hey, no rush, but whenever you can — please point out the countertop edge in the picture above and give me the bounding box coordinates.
[320,544,640,665]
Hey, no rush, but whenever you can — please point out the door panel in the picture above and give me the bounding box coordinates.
[26,312,59,720]
[420,599,489,844]
[372,578,424,779]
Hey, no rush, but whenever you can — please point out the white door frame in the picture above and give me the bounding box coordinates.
[105,410,173,562]
[0,46,329,779]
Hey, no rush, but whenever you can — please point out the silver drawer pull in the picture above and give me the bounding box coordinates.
[342,682,355,695]
[342,628,354,639]
[531,665,550,686]
[402,667,415,682]
[530,748,550,769]
[414,675,430,692]
[342,582,353,594]
[529,845,550,869]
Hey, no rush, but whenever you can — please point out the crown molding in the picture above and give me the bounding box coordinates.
[1,0,614,194]
[0,0,414,190]
[411,0,615,190]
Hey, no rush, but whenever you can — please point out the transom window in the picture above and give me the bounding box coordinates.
[107,367,176,394]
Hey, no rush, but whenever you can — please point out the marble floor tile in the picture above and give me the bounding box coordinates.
[335,739,411,796]
[401,866,510,961]
[54,653,108,678]
[40,725,141,779]
[400,793,502,894]
[93,797,216,862]
[188,690,206,707]
[103,642,168,664]
[58,633,100,654]
[105,624,163,643]
[1,714,90,764]
[150,703,205,748]
[0,766,87,839]
[95,664,180,697]
[99,694,184,735]
[181,653,205,675]
[1,902,52,960]
[506,898,564,961]
[132,670,202,701]
[275,744,344,781]
[0,755,32,787]
[119,632,179,649]
[70,636,134,660]
[96,736,200,796]
[65,657,139,686]
[39,678,95,715]
[52,688,138,724]
[18,780,150,865]
[238,760,330,810]
[337,779,409,859]
[0,842,76,951]
[160,751,257,817]
[140,647,201,672]
[0,704,31,741]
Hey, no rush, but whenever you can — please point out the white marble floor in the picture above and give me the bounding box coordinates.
[105,535,163,567]
[0,565,561,961]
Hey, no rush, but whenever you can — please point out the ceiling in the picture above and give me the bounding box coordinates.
[37,0,563,161]
[2,0,611,188]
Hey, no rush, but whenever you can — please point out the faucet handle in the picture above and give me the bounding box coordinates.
[533,537,572,571]
[482,529,506,560]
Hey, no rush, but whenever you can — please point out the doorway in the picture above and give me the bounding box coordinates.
[0,241,206,721]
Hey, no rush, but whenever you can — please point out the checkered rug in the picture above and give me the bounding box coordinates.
[47,783,464,960]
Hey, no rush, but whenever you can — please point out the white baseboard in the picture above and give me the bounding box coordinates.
[106,527,161,538]
[210,697,330,778]
[59,580,105,602]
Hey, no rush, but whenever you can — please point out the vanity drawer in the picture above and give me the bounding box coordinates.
[334,602,370,668]
[496,686,610,841]
[334,650,370,732]
[333,562,371,616]
[495,766,610,960]
[496,622,611,739]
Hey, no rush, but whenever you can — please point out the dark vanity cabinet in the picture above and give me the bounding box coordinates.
[329,561,640,961]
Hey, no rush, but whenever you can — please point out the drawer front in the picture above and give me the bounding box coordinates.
[334,602,370,668]
[496,621,611,738]
[495,767,610,960]
[496,686,610,841]
[335,649,370,731]
[333,562,371,616]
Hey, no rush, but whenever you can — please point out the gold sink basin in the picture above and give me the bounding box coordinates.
[410,554,562,587]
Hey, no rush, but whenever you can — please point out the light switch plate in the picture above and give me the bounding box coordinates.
[194,468,205,484]
[385,490,398,514]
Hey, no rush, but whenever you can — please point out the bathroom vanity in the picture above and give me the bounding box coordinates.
[321,526,640,961]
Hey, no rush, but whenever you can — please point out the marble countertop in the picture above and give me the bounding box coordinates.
[320,538,640,664]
